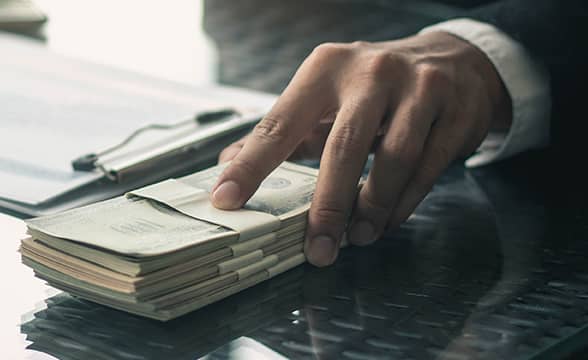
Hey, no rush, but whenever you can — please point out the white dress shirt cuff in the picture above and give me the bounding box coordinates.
[419,18,551,167]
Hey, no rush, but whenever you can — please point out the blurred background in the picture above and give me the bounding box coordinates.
[1,0,217,85]
[1,0,460,93]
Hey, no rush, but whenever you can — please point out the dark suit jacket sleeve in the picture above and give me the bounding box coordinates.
[466,0,587,69]
[463,0,587,162]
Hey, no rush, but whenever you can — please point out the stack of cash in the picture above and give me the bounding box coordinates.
[20,162,318,321]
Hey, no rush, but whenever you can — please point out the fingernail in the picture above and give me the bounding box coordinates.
[306,235,337,267]
[349,220,375,246]
[212,181,241,209]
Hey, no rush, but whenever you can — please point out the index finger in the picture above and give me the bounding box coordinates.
[305,94,386,266]
[211,83,330,209]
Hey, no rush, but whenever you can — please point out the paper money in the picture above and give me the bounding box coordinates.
[26,162,317,256]
[21,161,321,320]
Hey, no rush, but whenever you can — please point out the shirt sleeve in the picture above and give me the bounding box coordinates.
[419,18,551,167]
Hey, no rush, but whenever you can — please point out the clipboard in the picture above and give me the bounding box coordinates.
[0,32,276,217]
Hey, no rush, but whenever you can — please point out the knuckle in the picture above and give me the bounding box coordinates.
[401,141,422,164]
[361,53,405,82]
[384,138,421,168]
[311,42,348,60]
[253,113,289,143]
[361,189,392,213]
[417,63,450,87]
[227,157,263,181]
[327,124,364,159]
[363,53,393,80]
[349,40,370,49]
[312,205,349,229]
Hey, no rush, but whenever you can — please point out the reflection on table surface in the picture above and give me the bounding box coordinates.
[13,159,588,359]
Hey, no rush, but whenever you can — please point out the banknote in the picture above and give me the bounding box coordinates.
[21,161,318,321]
[25,162,318,256]
[181,161,318,217]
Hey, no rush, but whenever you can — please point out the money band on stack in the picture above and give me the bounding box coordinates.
[128,179,281,242]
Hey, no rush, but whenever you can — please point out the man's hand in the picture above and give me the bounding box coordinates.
[211,32,511,267]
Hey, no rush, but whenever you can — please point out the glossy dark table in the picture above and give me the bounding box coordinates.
[3,154,588,359]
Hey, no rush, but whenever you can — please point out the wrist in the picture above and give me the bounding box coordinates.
[425,31,512,132]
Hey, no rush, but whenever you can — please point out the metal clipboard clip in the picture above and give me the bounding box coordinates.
[71,108,261,183]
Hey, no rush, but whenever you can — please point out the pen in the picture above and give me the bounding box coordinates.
[71,108,240,172]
